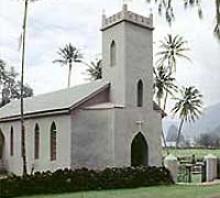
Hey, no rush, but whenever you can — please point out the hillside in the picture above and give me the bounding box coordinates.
[163,102,220,139]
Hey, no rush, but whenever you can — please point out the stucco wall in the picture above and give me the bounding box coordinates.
[112,107,162,167]
[70,108,114,169]
[102,19,153,108]
[70,105,162,170]
[124,22,154,107]
[102,22,126,105]
[0,114,71,175]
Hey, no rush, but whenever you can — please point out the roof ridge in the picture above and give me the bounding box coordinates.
[0,80,109,121]
[27,79,106,99]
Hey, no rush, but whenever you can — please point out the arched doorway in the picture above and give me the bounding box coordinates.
[131,132,148,167]
[0,129,5,159]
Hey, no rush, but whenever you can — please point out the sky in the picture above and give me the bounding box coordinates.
[0,0,220,109]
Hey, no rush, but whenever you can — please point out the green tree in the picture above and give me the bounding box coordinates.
[146,0,220,39]
[156,34,190,73]
[172,86,203,149]
[214,0,220,39]
[153,65,177,152]
[19,0,39,176]
[84,58,102,80]
[0,59,6,84]
[0,61,33,107]
[153,65,177,110]
[53,43,83,88]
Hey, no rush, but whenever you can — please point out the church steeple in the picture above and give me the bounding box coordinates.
[101,5,154,107]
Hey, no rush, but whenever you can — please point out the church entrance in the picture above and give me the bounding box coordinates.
[0,129,4,159]
[131,132,148,167]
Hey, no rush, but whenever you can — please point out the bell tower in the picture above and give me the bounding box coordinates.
[101,4,154,108]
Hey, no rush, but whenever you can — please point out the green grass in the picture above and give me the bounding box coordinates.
[163,148,220,159]
[18,185,220,198]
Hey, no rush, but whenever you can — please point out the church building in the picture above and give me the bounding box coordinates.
[0,5,163,175]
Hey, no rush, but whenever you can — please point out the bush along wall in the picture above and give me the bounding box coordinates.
[0,166,173,197]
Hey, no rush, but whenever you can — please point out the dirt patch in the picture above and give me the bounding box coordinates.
[209,195,220,198]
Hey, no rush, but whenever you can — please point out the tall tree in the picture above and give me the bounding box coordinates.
[20,0,29,176]
[156,34,190,73]
[0,60,33,107]
[153,65,177,152]
[153,65,177,110]
[154,34,190,152]
[146,0,220,40]
[84,58,102,80]
[53,43,83,88]
[0,60,6,85]
[214,0,220,39]
[19,0,38,176]
[172,86,203,148]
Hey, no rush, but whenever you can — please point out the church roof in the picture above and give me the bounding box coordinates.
[0,80,110,121]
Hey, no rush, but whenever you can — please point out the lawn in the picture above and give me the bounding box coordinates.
[18,185,220,198]
[163,148,220,159]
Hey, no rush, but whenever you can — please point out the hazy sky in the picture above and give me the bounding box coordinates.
[0,0,219,108]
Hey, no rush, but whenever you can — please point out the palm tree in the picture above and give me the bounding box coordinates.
[172,86,203,149]
[53,43,83,88]
[214,0,220,39]
[156,34,190,72]
[20,0,29,176]
[153,65,178,110]
[153,65,178,153]
[84,59,102,80]
[18,0,39,176]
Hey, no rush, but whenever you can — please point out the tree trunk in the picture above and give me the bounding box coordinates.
[158,98,169,155]
[216,0,220,23]
[162,94,169,155]
[68,62,72,88]
[175,119,184,150]
[163,91,168,112]
[21,0,29,176]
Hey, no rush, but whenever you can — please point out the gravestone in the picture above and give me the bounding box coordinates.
[204,154,217,182]
[164,154,178,183]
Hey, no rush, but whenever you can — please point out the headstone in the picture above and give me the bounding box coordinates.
[164,154,178,183]
[204,154,217,182]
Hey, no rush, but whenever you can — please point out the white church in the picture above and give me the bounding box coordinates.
[0,5,163,175]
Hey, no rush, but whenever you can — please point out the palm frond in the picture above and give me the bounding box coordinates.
[172,86,203,123]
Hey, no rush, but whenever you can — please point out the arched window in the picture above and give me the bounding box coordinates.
[10,127,13,156]
[50,122,57,161]
[34,124,40,159]
[137,80,143,107]
[110,40,116,66]
[0,129,4,159]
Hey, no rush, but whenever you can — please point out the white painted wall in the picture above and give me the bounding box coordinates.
[70,108,114,169]
[102,7,154,108]
[112,107,162,167]
[0,114,71,175]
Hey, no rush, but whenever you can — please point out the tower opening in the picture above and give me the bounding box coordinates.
[137,80,143,107]
[110,40,116,66]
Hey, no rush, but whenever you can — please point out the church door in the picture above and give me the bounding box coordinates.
[0,130,4,159]
[131,132,148,167]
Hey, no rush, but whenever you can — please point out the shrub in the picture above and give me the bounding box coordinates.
[0,166,173,197]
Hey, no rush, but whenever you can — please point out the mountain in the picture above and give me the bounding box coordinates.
[163,102,220,140]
